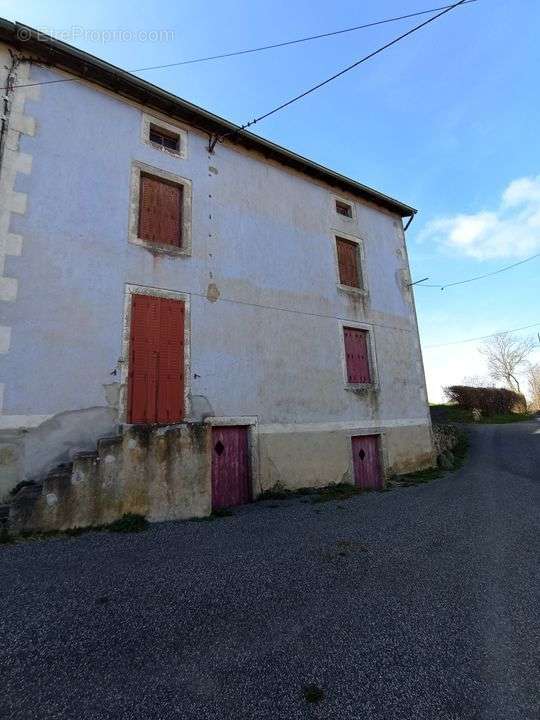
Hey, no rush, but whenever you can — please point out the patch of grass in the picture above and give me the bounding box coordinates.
[0,525,14,545]
[311,483,360,504]
[258,482,373,506]
[257,485,314,502]
[212,508,233,518]
[257,488,289,501]
[64,526,86,537]
[430,404,533,424]
[16,528,66,541]
[452,427,469,469]
[430,404,472,423]
[6,513,150,543]
[390,426,470,489]
[191,508,233,522]
[481,413,532,424]
[389,467,443,488]
[303,684,325,704]
[333,539,368,557]
[293,487,314,496]
[106,513,148,533]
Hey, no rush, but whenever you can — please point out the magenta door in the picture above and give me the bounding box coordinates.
[211,427,251,509]
[352,435,383,490]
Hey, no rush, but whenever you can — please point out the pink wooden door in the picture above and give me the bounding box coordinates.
[352,435,383,490]
[211,427,251,509]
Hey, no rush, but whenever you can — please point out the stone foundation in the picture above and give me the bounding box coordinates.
[9,423,211,533]
[7,419,435,534]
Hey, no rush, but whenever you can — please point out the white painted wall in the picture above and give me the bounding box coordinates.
[0,51,431,487]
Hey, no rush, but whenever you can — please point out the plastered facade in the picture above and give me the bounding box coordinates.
[0,51,434,502]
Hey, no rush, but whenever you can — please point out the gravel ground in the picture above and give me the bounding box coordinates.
[1,422,539,720]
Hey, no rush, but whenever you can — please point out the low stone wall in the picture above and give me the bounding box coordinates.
[432,423,462,469]
[9,423,211,533]
[432,423,461,455]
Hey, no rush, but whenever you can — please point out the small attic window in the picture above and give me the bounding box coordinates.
[149,124,180,153]
[336,199,353,218]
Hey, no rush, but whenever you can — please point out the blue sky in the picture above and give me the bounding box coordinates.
[2,0,539,399]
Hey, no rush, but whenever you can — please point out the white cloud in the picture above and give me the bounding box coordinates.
[419,175,540,259]
[423,345,487,403]
[422,343,540,403]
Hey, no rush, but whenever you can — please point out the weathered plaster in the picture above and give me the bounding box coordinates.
[0,56,433,496]
[257,422,432,493]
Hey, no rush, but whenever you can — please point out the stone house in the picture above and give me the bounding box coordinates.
[0,21,434,529]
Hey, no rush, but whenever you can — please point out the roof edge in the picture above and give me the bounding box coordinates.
[0,18,417,218]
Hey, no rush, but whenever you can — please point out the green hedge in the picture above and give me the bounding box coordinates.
[444,385,527,415]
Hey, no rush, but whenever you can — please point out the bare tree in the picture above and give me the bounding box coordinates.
[461,375,494,388]
[479,333,535,393]
[528,364,540,411]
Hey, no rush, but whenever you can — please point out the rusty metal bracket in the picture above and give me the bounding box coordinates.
[403,211,417,232]
[208,133,220,154]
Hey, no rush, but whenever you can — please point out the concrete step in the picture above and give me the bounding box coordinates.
[45,463,73,480]
[72,450,98,459]
[96,435,122,455]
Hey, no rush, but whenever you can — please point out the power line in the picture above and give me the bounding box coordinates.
[5,1,478,92]
[179,287,414,335]
[423,322,540,349]
[415,252,540,290]
[219,0,472,140]
[146,1,478,69]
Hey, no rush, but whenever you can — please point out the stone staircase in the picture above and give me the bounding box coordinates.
[6,423,212,534]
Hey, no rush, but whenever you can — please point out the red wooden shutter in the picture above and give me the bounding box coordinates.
[138,174,183,247]
[128,295,185,424]
[156,297,185,424]
[128,294,160,424]
[343,327,371,384]
[336,238,360,288]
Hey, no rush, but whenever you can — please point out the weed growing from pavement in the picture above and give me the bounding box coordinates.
[322,539,369,561]
[310,483,361,504]
[303,684,325,703]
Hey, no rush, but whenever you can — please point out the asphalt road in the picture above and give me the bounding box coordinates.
[1,422,539,719]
